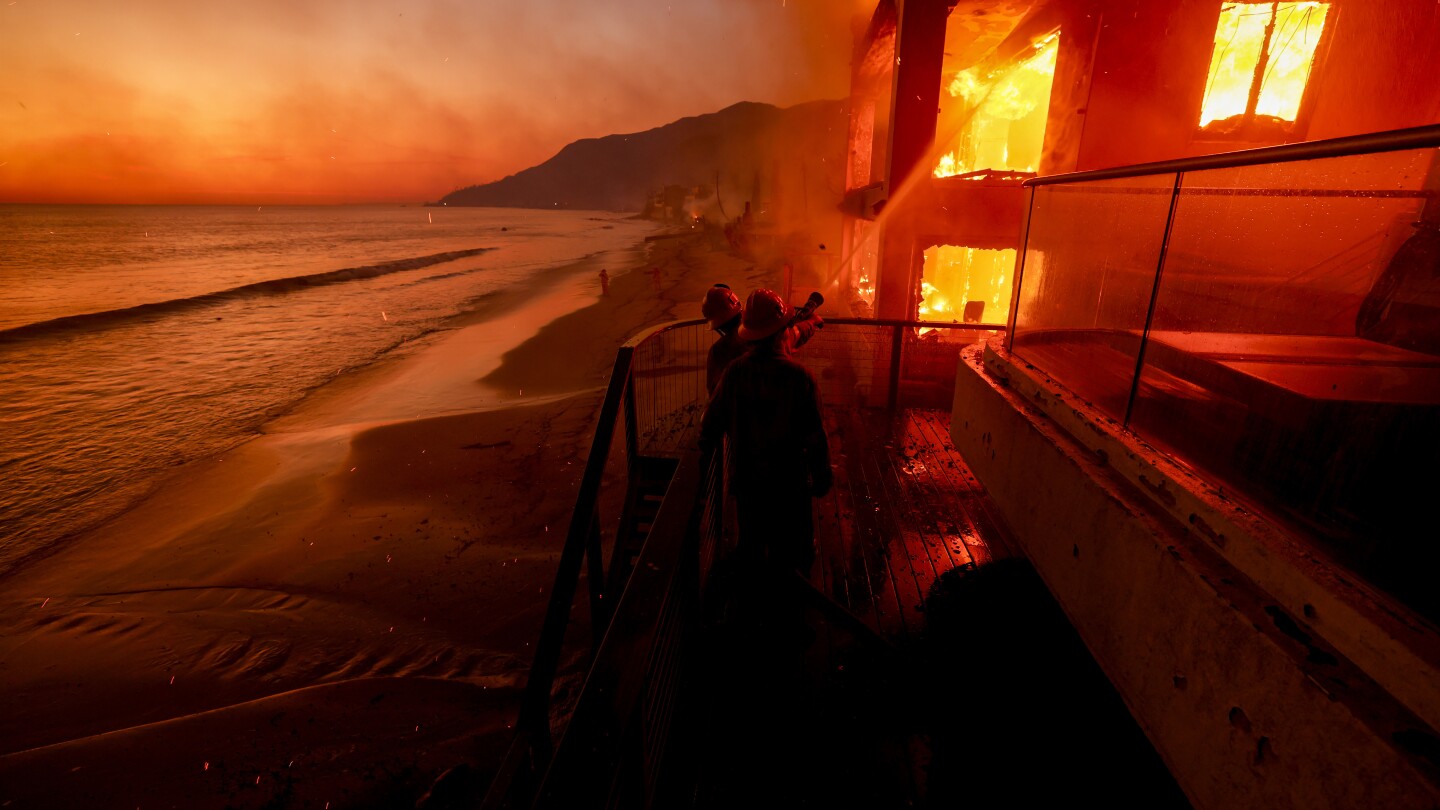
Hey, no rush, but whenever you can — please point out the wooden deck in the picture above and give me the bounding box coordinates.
[814,407,1016,642]
[676,405,1189,809]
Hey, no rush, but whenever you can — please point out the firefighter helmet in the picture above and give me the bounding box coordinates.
[738,288,792,342]
[701,284,742,330]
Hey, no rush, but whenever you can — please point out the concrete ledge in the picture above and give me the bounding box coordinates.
[950,337,1440,809]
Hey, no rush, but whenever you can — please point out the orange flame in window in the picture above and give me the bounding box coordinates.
[918,246,1016,330]
[1199,2,1328,131]
[934,34,1058,178]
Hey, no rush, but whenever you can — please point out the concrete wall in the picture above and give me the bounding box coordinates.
[950,337,1440,809]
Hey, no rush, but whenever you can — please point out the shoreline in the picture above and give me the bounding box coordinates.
[0,232,652,583]
[0,223,774,807]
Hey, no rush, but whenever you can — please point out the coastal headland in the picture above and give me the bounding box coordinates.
[0,226,778,807]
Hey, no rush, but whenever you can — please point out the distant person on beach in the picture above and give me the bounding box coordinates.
[702,283,745,395]
[598,267,609,295]
[700,288,832,643]
[649,266,663,291]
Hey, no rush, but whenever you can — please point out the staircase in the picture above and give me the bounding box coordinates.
[605,456,679,605]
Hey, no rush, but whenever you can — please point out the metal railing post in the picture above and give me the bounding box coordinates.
[886,323,904,413]
[1008,186,1037,353]
[1123,170,1184,427]
[586,508,607,647]
[624,373,639,468]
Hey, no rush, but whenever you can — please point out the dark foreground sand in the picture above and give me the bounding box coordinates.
[0,225,778,808]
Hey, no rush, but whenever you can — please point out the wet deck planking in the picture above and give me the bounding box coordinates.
[688,406,1182,809]
[814,407,1015,643]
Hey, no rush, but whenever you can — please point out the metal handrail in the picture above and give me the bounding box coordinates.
[480,318,703,809]
[1024,123,1440,187]
[531,442,709,808]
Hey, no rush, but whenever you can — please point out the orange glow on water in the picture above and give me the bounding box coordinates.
[919,246,1015,327]
[1199,2,1329,130]
[933,34,1057,179]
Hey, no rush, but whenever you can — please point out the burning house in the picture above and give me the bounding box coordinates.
[838,0,1440,807]
[842,0,1437,322]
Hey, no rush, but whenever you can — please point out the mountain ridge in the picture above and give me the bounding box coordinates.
[433,99,847,214]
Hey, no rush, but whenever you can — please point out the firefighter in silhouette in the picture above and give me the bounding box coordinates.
[700,288,832,641]
[702,283,746,395]
[702,284,825,395]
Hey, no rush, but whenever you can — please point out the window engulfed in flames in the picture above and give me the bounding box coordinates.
[934,34,1059,179]
[918,246,1016,330]
[850,220,878,313]
[1199,2,1328,131]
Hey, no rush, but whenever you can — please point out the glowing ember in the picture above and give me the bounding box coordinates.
[934,33,1059,178]
[1200,2,1328,132]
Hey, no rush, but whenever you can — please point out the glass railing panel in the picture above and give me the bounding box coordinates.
[1011,174,1178,421]
[1128,147,1440,620]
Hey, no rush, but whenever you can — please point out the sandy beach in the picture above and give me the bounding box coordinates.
[0,225,777,808]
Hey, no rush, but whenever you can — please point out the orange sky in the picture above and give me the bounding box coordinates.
[1,0,866,204]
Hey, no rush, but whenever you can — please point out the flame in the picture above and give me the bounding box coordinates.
[917,280,952,320]
[935,33,1059,178]
[1199,2,1328,129]
[848,219,879,312]
[856,273,876,303]
[919,246,1016,330]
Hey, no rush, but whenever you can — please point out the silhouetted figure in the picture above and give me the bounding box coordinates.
[704,285,824,394]
[649,266,663,291]
[700,288,832,643]
[598,267,609,295]
[701,283,745,395]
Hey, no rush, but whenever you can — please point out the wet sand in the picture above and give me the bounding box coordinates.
[0,225,774,808]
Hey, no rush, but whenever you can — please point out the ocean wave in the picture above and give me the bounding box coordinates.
[0,248,492,343]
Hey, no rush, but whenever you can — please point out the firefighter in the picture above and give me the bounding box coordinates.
[702,284,824,395]
[699,288,833,642]
[701,283,746,395]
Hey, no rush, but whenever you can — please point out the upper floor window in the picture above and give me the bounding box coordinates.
[933,32,1060,178]
[1199,2,1330,139]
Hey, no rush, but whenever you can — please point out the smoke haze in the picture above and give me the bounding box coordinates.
[1,0,868,204]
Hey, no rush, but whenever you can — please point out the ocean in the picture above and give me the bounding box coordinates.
[0,204,654,575]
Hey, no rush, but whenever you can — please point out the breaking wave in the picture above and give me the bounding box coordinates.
[0,248,491,343]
